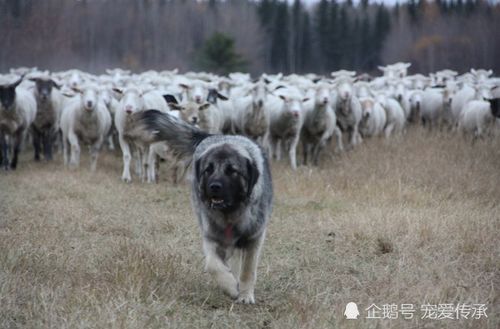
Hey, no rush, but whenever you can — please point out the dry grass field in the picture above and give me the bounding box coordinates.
[0,128,499,329]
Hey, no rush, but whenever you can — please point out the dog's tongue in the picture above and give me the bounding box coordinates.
[224,224,233,240]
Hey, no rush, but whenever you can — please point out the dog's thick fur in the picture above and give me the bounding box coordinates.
[134,110,273,304]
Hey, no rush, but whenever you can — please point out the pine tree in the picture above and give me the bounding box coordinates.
[372,4,391,68]
[315,0,331,71]
[300,10,312,72]
[270,1,289,72]
[337,4,350,69]
[196,32,248,75]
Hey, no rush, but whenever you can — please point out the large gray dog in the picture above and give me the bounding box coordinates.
[134,110,273,304]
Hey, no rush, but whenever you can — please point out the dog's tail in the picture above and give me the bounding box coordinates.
[133,109,211,158]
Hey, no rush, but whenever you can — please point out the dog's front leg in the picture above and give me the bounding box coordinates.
[202,238,239,299]
[237,231,266,304]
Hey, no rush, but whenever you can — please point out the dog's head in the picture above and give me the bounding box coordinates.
[195,144,259,213]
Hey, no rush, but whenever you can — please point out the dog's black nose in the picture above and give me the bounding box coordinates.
[209,182,222,192]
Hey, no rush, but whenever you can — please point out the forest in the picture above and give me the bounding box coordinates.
[0,0,499,75]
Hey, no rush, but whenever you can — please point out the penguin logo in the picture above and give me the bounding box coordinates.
[344,302,360,319]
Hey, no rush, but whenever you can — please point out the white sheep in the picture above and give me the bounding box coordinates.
[301,82,341,165]
[450,83,475,126]
[359,97,387,138]
[0,76,37,170]
[376,93,405,138]
[419,88,445,129]
[232,79,271,146]
[60,84,111,171]
[458,100,498,139]
[333,77,363,148]
[113,86,169,182]
[267,86,308,170]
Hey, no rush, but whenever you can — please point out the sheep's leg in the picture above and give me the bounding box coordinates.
[140,147,149,183]
[355,126,363,145]
[312,141,324,166]
[302,142,309,166]
[1,133,10,170]
[334,126,344,153]
[89,140,102,172]
[62,134,70,166]
[134,149,142,178]
[289,135,299,170]
[275,139,282,161]
[107,134,115,151]
[32,128,42,161]
[67,131,80,167]
[147,147,156,183]
[10,130,23,170]
[385,123,394,138]
[43,130,53,161]
[119,136,132,182]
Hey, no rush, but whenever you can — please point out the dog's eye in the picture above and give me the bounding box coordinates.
[225,165,238,176]
[205,163,214,175]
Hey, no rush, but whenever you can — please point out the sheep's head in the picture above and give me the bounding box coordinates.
[475,84,493,100]
[252,81,268,109]
[337,80,353,104]
[180,80,210,104]
[0,77,23,111]
[169,101,211,128]
[360,100,373,124]
[79,86,99,112]
[206,88,228,105]
[67,72,83,90]
[30,78,60,103]
[409,91,422,111]
[314,84,331,106]
[279,94,308,120]
[115,87,144,115]
[395,83,406,102]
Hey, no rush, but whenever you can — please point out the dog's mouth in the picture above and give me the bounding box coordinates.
[210,198,228,209]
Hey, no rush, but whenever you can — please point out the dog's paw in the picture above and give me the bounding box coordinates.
[217,272,239,299]
[236,291,255,304]
[236,292,255,304]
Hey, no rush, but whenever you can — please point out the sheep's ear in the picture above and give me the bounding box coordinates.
[112,88,123,95]
[487,69,493,76]
[179,83,190,90]
[470,68,477,75]
[215,91,228,101]
[51,80,61,90]
[71,87,83,94]
[29,77,39,83]
[61,90,76,98]
[163,94,178,104]
[302,97,310,103]
[168,102,183,111]
[10,77,23,89]
[278,95,287,102]
[274,85,286,91]
[378,66,386,72]
[199,103,211,111]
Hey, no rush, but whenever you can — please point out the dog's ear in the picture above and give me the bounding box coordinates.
[246,159,259,197]
[195,158,202,180]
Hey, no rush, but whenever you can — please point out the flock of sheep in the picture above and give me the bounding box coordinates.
[0,63,499,183]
